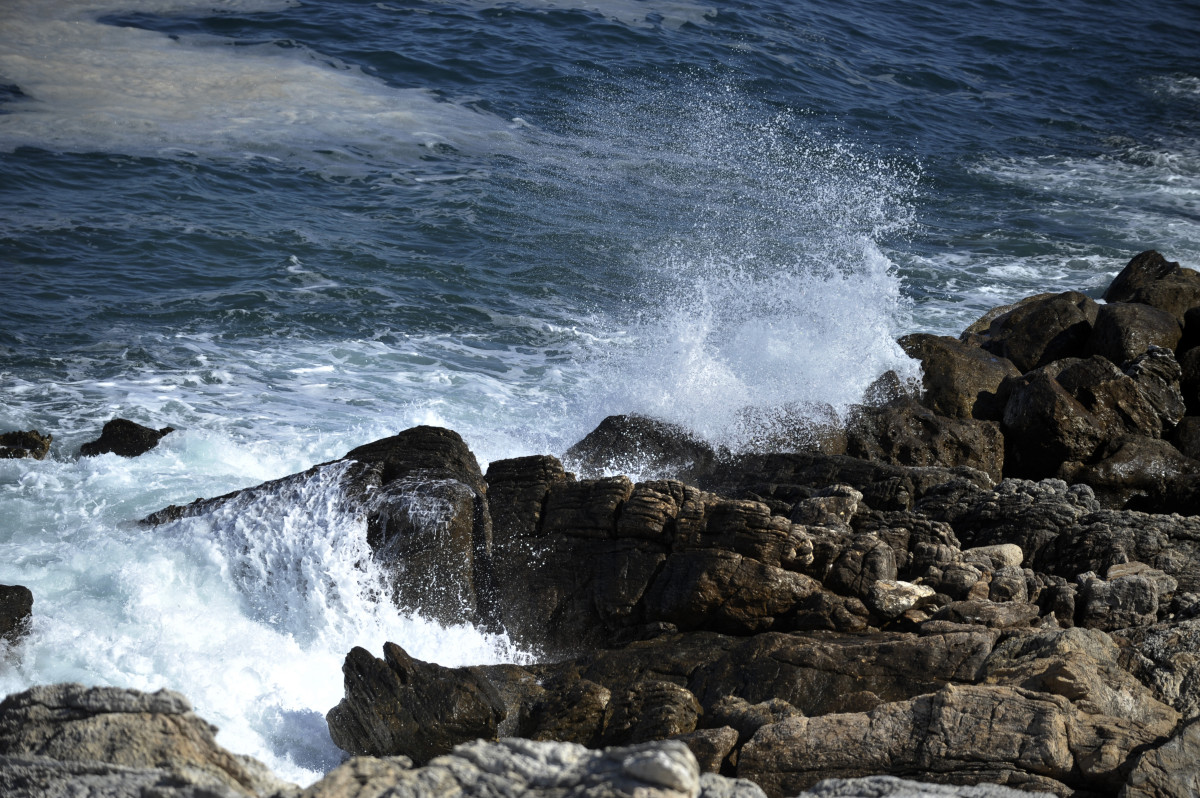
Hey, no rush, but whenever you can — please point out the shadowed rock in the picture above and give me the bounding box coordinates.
[79,418,173,458]
[0,430,50,460]
[0,585,32,644]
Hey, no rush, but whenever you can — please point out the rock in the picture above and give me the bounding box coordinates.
[980,626,1179,735]
[1089,303,1182,366]
[1117,618,1200,719]
[79,418,173,457]
[1104,250,1200,327]
[845,398,1005,481]
[1179,348,1200,414]
[706,697,803,745]
[1062,435,1200,509]
[603,680,702,745]
[1046,356,1167,439]
[1076,569,1170,630]
[672,727,739,774]
[1122,717,1200,798]
[825,534,898,602]
[345,427,496,626]
[326,642,506,763]
[302,737,725,798]
[0,756,252,798]
[564,414,717,482]
[897,333,1020,420]
[0,684,290,797]
[930,600,1040,629]
[961,544,1024,570]
[790,484,863,529]
[867,580,935,620]
[738,683,1168,797]
[973,291,1098,372]
[799,776,1057,797]
[0,430,50,460]
[1125,347,1186,430]
[0,584,33,643]
[1169,415,1200,458]
[1001,368,1106,477]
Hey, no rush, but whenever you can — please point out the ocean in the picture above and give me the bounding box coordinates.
[1,0,1197,784]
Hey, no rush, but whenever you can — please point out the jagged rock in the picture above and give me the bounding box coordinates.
[0,684,290,797]
[346,426,496,627]
[791,484,862,529]
[564,414,717,482]
[738,683,1169,797]
[706,697,803,745]
[799,776,1057,798]
[1061,435,1200,509]
[0,756,252,798]
[1125,347,1186,430]
[1117,618,1200,720]
[672,727,739,774]
[327,643,506,763]
[0,584,32,643]
[302,738,750,798]
[603,680,702,745]
[1122,717,1200,798]
[962,544,1024,570]
[825,534,898,602]
[1046,356,1168,439]
[1001,368,1106,477]
[867,580,935,619]
[1104,250,1200,327]
[1089,303,1181,367]
[79,418,173,457]
[702,451,993,513]
[0,430,50,460]
[930,600,1040,629]
[973,291,1098,372]
[1169,415,1200,458]
[1179,349,1200,414]
[898,333,1021,420]
[979,626,1179,735]
[845,398,1005,481]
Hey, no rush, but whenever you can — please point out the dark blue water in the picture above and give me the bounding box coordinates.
[1,0,1198,782]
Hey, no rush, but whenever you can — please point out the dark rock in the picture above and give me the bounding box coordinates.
[796,776,1058,798]
[346,427,496,628]
[930,600,1040,629]
[706,697,803,745]
[1089,302,1182,366]
[845,397,1005,481]
[564,414,717,482]
[326,642,506,763]
[1047,356,1166,439]
[824,534,898,602]
[898,333,1020,420]
[523,670,612,746]
[1125,347,1186,430]
[603,679,702,745]
[1104,250,1200,327]
[0,684,290,797]
[0,430,50,460]
[973,291,1098,372]
[1171,416,1200,458]
[79,418,173,458]
[1001,369,1106,477]
[1179,348,1200,414]
[1060,435,1200,509]
[0,585,32,644]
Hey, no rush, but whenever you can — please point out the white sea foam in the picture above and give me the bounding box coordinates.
[444,0,717,29]
[0,0,518,165]
[0,450,527,785]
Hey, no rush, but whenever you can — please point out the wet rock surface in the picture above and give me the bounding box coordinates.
[79,418,174,458]
[23,250,1200,797]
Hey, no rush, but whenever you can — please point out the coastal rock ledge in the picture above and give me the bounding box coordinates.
[8,252,1200,798]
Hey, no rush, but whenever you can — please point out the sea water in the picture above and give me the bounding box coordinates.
[1,0,1197,783]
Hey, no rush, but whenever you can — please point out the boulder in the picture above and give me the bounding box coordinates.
[79,418,173,458]
[1104,250,1200,327]
[0,584,32,643]
[1170,415,1200,458]
[0,684,289,797]
[1179,348,1200,414]
[1117,618,1200,720]
[326,642,506,763]
[1124,347,1186,430]
[0,430,50,460]
[973,291,1098,372]
[672,727,739,774]
[845,398,1005,481]
[799,777,1056,798]
[897,333,1020,420]
[1089,303,1182,367]
[564,414,717,482]
[1060,435,1200,509]
[1001,369,1106,477]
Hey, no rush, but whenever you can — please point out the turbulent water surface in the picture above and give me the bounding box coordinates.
[2,0,1198,783]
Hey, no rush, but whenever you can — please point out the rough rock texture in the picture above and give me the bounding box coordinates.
[564,414,718,482]
[327,643,506,763]
[301,738,762,798]
[1121,717,1200,798]
[1104,250,1200,327]
[0,584,33,643]
[79,418,174,457]
[899,333,1021,420]
[801,777,1056,798]
[0,430,50,460]
[1089,303,1181,366]
[973,291,1098,372]
[0,684,291,797]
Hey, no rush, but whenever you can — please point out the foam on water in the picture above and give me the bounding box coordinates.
[445,0,717,29]
[0,449,527,785]
[0,0,519,167]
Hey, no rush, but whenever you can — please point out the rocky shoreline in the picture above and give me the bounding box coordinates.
[5,251,1200,796]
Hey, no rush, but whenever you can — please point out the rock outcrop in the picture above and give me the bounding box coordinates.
[80,418,174,457]
[0,584,32,644]
[0,430,50,460]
